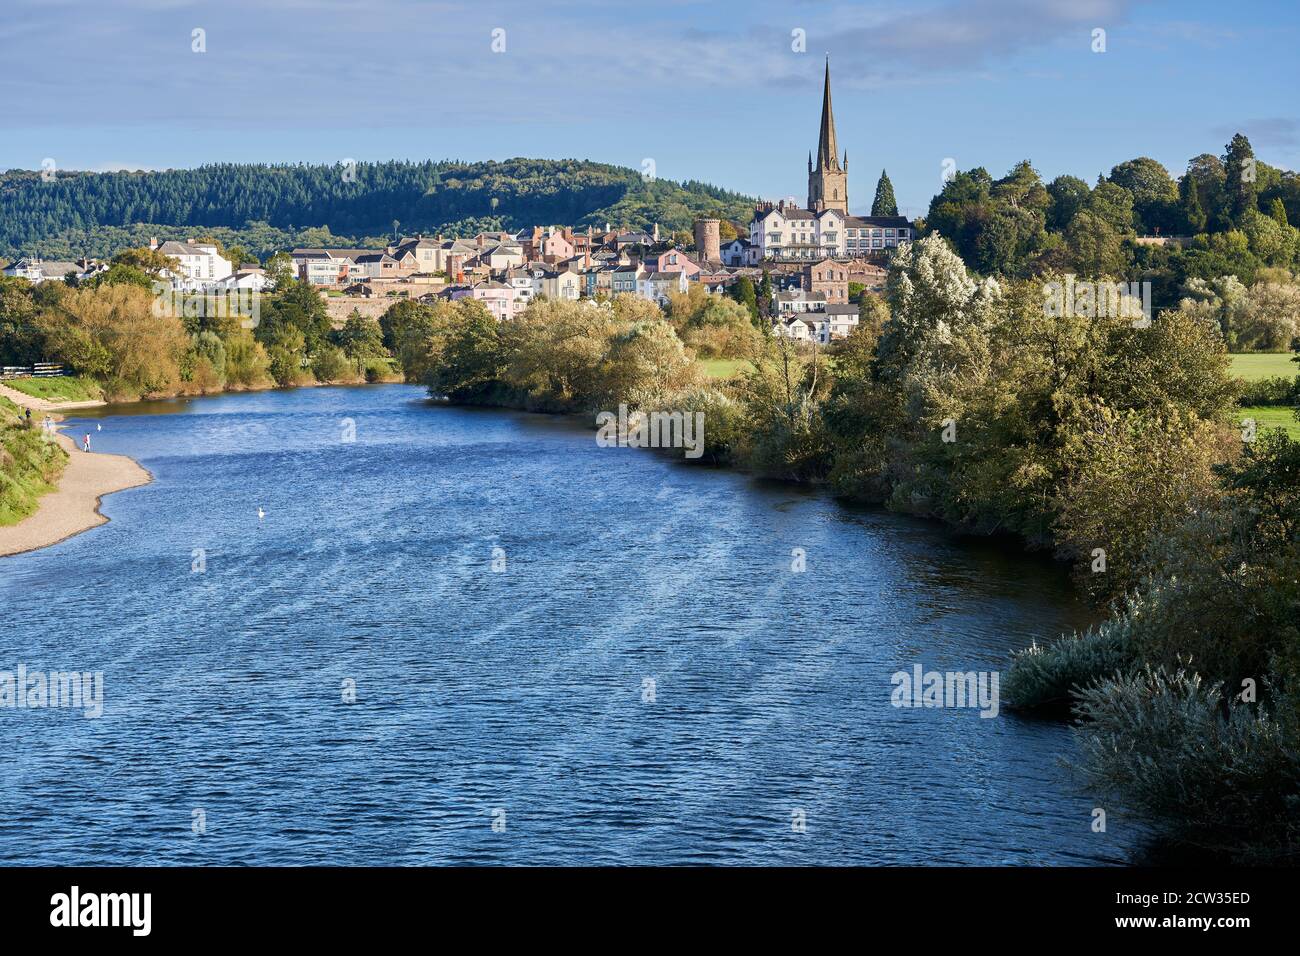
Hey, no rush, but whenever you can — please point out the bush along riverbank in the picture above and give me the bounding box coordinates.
[0,271,400,406]
[407,236,1298,862]
[0,395,67,526]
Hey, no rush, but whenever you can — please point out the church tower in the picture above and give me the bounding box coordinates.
[807,58,848,214]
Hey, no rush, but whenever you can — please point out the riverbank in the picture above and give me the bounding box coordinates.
[0,383,152,558]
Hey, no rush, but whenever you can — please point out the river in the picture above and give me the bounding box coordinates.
[0,384,1140,864]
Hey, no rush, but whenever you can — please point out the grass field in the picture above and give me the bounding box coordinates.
[1229,355,1300,437]
[701,355,836,381]
[1229,353,1298,381]
[1239,405,1300,439]
[701,358,750,380]
[3,376,104,404]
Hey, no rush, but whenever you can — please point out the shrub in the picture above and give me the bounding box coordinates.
[1237,374,1299,406]
[311,346,351,384]
[0,397,67,526]
[1073,668,1300,862]
[1053,403,1235,598]
[1004,617,1138,712]
[223,329,273,389]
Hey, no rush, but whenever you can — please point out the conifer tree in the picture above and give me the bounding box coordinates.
[1270,196,1289,228]
[1181,175,1207,234]
[871,170,898,217]
[1221,134,1258,227]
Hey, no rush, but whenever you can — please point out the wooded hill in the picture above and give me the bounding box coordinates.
[0,158,754,259]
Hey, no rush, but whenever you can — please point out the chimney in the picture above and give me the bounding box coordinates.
[149,236,158,251]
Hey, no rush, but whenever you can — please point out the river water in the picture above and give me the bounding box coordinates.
[0,384,1139,864]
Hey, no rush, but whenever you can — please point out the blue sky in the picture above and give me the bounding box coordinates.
[1,0,1297,218]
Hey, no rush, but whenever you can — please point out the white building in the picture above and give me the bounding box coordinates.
[1,257,102,283]
[824,303,860,340]
[216,268,270,293]
[774,288,827,316]
[505,268,536,306]
[720,238,760,267]
[152,238,233,289]
[748,201,914,261]
[843,216,914,256]
[776,314,827,343]
[637,270,689,306]
[773,301,858,345]
[536,270,581,301]
[750,202,844,260]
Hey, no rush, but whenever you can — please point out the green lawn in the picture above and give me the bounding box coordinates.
[1239,405,1300,439]
[701,358,749,380]
[1229,353,1298,381]
[3,376,103,404]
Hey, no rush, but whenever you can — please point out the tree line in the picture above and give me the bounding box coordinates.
[0,158,755,259]
[924,133,1300,317]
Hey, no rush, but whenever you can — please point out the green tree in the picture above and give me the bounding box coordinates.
[1108,157,1179,234]
[111,246,179,277]
[0,278,45,365]
[428,300,507,402]
[757,271,773,319]
[1222,133,1259,228]
[871,170,898,216]
[336,310,386,373]
[729,276,759,326]
[1270,196,1290,228]
[1066,210,1125,277]
[1087,178,1137,234]
[1047,175,1091,232]
[257,279,332,355]
[1180,173,1208,233]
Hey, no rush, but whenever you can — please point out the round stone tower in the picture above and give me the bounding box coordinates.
[693,218,721,264]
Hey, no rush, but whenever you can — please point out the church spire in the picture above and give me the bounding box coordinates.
[815,56,841,172]
[807,55,848,214]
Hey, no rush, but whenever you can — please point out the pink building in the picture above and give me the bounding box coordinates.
[646,249,701,278]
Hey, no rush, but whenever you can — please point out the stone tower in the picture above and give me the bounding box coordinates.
[807,58,848,214]
[693,218,721,264]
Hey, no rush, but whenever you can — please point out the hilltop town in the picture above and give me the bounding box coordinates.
[3,63,910,346]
